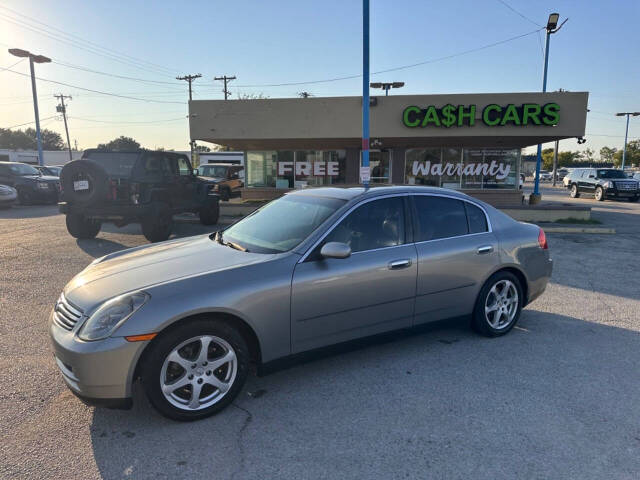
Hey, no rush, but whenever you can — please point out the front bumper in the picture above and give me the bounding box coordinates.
[603,188,639,199]
[49,309,146,407]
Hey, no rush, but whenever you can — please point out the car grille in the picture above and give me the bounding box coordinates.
[53,294,84,331]
[615,181,638,191]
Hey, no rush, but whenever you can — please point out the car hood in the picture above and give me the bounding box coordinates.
[63,234,273,311]
[198,175,225,183]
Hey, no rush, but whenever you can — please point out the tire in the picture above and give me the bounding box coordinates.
[471,271,523,337]
[570,184,580,198]
[199,199,220,225]
[18,188,33,205]
[66,213,101,239]
[60,160,108,207]
[628,196,639,203]
[141,202,172,243]
[594,186,604,201]
[141,319,250,421]
[220,186,230,202]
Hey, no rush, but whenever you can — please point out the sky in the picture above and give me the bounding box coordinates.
[0,0,638,156]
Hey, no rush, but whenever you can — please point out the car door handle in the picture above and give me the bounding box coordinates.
[388,259,411,270]
[477,245,494,255]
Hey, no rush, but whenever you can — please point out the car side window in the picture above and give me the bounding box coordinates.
[177,156,191,176]
[413,196,469,241]
[322,197,405,253]
[465,202,488,234]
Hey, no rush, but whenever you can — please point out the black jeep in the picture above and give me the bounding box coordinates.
[567,168,640,202]
[59,150,220,242]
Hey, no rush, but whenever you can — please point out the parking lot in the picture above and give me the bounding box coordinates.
[1,195,639,480]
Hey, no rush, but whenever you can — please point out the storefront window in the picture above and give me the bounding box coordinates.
[368,150,392,184]
[246,150,346,189]
[405,147,519,190]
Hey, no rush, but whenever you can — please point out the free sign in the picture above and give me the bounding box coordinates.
[277,161,339,176]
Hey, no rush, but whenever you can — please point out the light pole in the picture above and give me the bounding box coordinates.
[8,48,51,167]
[370,82,405,96]
[361,0,370,189]
[615,112,639,171]
[530,13,567,204]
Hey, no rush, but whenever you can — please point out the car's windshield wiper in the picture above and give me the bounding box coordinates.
[215,231,248,252]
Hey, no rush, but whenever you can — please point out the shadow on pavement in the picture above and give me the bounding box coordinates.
[0,204,60,219]
[89,311,640,479]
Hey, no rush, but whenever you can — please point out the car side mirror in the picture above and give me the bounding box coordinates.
[320,242,351,259]
[588,175,595,178]
[193,169,199,175]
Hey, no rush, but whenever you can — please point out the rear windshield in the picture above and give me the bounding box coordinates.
[83,152,140,176]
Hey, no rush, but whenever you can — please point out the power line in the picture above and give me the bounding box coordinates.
[234,28,543,87]
[176,74,202,101]
[3,68,187,104]
[69,116,186,124]
[3,115,57,129]
[0,58,25,72]
[52,61,185,86]
[496,0,542,27]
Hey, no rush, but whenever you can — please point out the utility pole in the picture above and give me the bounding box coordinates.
[54,93,73,161]
[176,74,202,163]
[552,140,559,186]
[214,75,236,100]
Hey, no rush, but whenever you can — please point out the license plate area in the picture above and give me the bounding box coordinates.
[73,180,89,191]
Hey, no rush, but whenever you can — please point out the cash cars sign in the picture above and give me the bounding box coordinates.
[402,103,560,128]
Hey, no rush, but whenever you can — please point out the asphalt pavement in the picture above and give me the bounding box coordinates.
[1,198,639,480]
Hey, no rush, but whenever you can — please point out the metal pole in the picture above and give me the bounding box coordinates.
[58,95,73,161]
[552,139,559,186]
[533,29,551,198]
[29,57,44,166]
[621,113,630,170]
[362,0,370,189]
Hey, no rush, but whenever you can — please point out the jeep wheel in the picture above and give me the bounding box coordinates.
[66,213,101,239]
[594,186,604,201]
[142,202,172,242]
[199,199,220,225]
[570,184,580,198]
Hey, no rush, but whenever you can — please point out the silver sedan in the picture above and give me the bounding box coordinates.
[49,186,552,421]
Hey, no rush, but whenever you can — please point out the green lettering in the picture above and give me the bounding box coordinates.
[402,106,421,128]
[542,102,560,125]
[421,106,441,127]
[482,104,502,126]
[458,105,476,126]
[500,104,521,126]
[522,103,542,125]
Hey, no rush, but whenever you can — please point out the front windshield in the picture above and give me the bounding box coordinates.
[9,163,40,176]
[199,165,228,178]
[222,195,346,253]
[597,169,627,179]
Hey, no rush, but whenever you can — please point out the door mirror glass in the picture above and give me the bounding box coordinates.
[320,242,351,259]
[588,174,595,178]
[193,168,199,176]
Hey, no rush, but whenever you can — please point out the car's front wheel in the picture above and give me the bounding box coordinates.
[570,184,580,198]
[471,271,523,337]
[141,319,249,421]
[595,186,604,201]
[199,199,220,225]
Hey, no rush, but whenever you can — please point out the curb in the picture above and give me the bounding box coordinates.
[541,227,616,234]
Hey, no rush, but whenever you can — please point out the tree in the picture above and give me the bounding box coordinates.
[237,92,269,100]
[194,144,211,153]
[557,151,582,167]
[613,140,640,167]
[541,148,555,170]
[599,146,617,163]
[0,127,64,150]
[97,136,141,151]
[581,148,595,163]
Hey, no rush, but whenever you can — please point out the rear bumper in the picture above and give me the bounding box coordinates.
[527,257,553,305]
[59,201,150,219]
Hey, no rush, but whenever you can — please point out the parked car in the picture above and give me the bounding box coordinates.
[0,184,17,208]
[49,185,553,421]
[35,165,63,177]
[562,168,582,188]
[196,163,244,201]
[59,149,220,242]
[567,168,640,201]
[556,168,569,181]
[539,170,552,182]
[0,161,60,205]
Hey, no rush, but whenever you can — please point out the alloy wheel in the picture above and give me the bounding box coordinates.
[160,335,237,411]
[484,279,519,330]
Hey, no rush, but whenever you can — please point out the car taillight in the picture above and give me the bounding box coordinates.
[538,228,548,250]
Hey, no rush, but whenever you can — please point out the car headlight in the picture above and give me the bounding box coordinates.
[37,181,50,189]
[78,292,149,341]
[603,181,613,188]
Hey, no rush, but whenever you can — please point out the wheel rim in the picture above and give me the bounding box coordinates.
[571,185,577,196]
[160,335,237,411]
[595,188,602,200]
[484,279,519,330]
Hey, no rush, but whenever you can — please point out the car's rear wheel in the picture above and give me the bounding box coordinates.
[595,186,604,201]
[66,213,101,239]
[628,196,638,202]
[472,271,523,337]
[141,202,172,242]
[570,184,580,198]
[141,319,249,421]
[199,199,220,225]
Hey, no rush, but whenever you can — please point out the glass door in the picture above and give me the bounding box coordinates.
[364,150,391,184]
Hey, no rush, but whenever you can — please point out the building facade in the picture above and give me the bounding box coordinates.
[189,92,588,205]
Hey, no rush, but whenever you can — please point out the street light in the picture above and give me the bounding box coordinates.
[370,82,405,96]
[8,48,51,167]
[530,13,568,204]
[615,112,640,171]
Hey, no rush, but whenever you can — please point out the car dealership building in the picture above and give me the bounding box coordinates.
[189,91,588,205]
